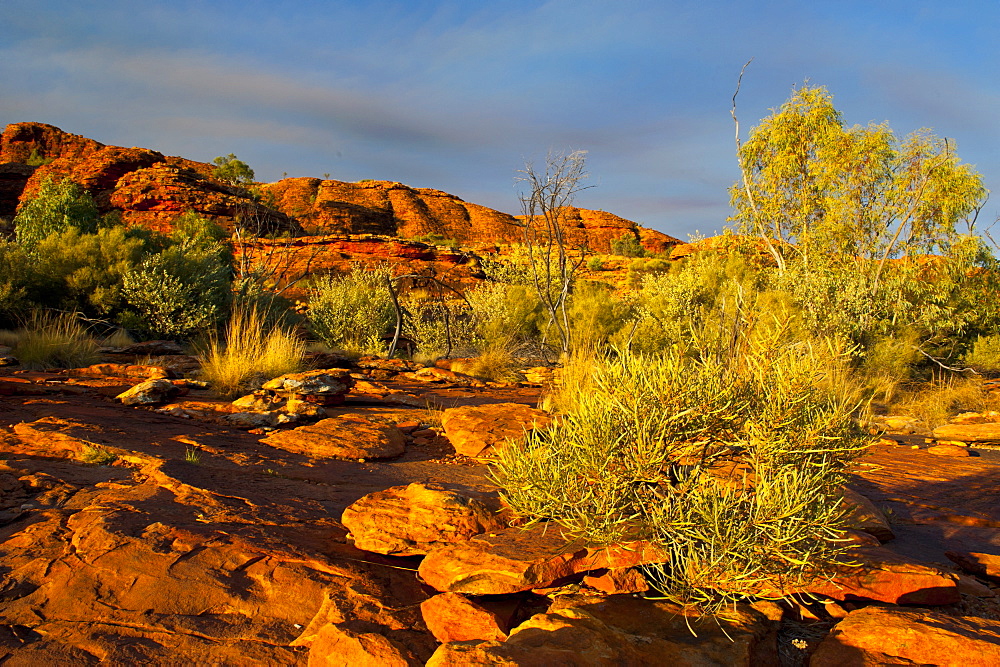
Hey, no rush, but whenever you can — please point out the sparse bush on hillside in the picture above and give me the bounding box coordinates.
[964,333,1000,373]
[211,154,255,186]
[610,234,647,257]
[307,266,394,354]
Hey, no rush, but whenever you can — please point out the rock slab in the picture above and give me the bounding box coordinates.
[342,483,506,556]
[811,605,1000,667]
[440,403,551,457]
[261,414,405,460]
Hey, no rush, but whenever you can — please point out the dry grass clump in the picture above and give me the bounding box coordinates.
[493,329,872,612]
[451,347,522,383]
[890,376,1000,430]
[10,311,100,369]
[200,308,305,398]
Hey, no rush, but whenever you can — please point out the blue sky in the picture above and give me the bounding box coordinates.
[2,0,998,239]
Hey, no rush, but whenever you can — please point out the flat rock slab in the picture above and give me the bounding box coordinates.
[806,546,959,606]
[811,605,1000,666]
[261,414,405,460]
[932,422,1000,443]
[946,550,1000,582]
[418,523,666,594]
[440,403,551,457]
[341,483,506,556]
[427,594,775,666]
[421,592,509,644]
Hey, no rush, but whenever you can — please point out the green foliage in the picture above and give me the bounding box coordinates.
[81,443,117,466]
[610,234,648,257]
[11,311,100,370]
[566,281,632,352]
[212,153,255,186]
[731,84,986,268]
[14,177,100,249]
[30,226,149,317]
[586,256,604,271]
[184,447,202,465]
[964,334,1000,373]
[409,233,459,248]
[493,333,870,609]
[121,238,232,340]
[307,266,394,354]
[25,148,54,167]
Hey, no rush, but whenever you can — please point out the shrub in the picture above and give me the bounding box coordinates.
[964,333,1000,373]
[14,177,100,248]
[121,238,232,340]
[81,443,117,465]
[212,154,255,186]
[566,281,632,352]
[12,311,100,369]
[307,266,394,354]
[200,308,305,398]
[586,256,604,271]
[493,331,870,610]
[610,234,648,257]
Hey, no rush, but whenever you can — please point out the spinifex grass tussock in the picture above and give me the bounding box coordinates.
[891,376,1000,431]
[12,311,100,369]
[200,308,305,398]
[491,330,872,612]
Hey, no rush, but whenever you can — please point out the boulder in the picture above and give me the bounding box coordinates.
[931,422,1000,443]
[440,403,552,458]
[418,523,667,595]
[945,550,1000,583]
[68,363,174,380]
[420,593,508,644]
[426,594,776,666]
[115,379,180,406]
[841,487,894,543]
[342,483,505,556]
[261,368,354,397]
[811,605,1000,667]
[261,414,405,460]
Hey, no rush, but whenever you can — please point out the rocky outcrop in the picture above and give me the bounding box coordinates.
[263,178,681,254]
[417,523,667,595]
[1,122,294,236]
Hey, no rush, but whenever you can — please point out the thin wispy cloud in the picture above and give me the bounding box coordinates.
[2,0,998,235]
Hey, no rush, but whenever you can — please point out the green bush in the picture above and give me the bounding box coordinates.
[566,281,632,352]
[964,333,1000,373]
[610,234,648,257]
[14,177,100,248]
[121,239,232,340]
[493,333,870,610]
[307,266,394,354]
[212,154,255,186]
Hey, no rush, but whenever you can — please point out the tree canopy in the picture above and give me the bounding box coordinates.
[730,85,986,272]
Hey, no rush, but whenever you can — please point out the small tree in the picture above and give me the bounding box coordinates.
[14,177,100,249]
[212,153,255,186]
[730,84,986,277]
[515,150,590,356]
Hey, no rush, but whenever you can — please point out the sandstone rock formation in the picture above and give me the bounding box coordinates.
[2,122,680,258]
[420,592,510,644]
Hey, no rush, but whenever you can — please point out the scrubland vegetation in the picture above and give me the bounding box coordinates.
[2,85,998,609]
